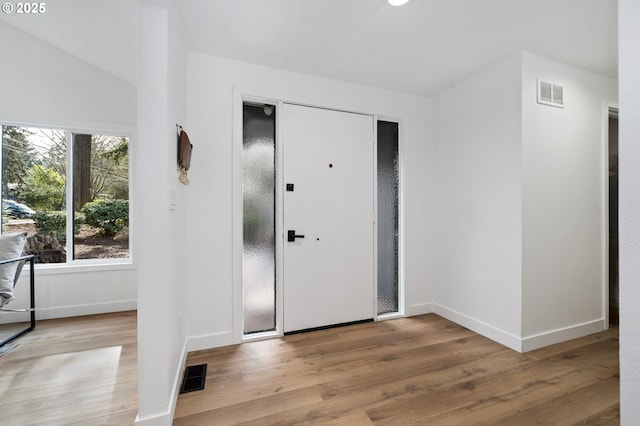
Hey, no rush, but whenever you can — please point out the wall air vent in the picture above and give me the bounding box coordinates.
[537,80,564,108]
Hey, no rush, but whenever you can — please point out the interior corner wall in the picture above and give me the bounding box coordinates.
[136,1,187,424]
[433,53,523,350]
[183,54,435,349]
[520,52,617,347]
[619,0,640,422]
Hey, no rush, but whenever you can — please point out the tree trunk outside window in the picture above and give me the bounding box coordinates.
[73,134,92,211]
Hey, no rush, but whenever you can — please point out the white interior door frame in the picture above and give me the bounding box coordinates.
[601,100,619,329]
[233,86,405,343]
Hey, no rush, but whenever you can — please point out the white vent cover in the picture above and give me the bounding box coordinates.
[537,80,564,108]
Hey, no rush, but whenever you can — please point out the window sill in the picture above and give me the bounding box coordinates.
[25,260,136,276]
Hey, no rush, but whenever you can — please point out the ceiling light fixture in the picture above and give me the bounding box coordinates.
[388,0,410,6]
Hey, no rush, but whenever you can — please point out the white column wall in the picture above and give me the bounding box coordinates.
[521,52,617,349]
[433,54,523,350]
[619,0,640,423]
[135,1,187,424]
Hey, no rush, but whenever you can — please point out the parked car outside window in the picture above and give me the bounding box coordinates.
[2,199,36,219]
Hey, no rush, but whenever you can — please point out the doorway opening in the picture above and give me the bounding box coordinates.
[608,107,619,326]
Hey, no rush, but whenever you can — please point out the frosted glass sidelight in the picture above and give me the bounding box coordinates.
[243,103,276,334]
[377,121,399,314]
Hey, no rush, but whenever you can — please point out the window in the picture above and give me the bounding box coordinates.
[242,102,276,334]
[1,125,130,264]
[377,120,399,314]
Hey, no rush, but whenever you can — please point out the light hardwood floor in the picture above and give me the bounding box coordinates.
[0,312,619,425]
[175,314,619,425]
[0,311,138,426]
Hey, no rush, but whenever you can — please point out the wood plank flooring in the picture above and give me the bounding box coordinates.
[0,312,619,425]
[174,314,619,425]
[0,311,137,426]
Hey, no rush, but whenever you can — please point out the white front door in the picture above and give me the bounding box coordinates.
[282,103,375,333]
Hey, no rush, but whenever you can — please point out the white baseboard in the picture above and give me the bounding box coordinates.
[433,303,522,352]
[135,337,188,426]
[35,300,137,320]
[0,300,137,324]
[406,302,435,317]
[134,412,170,426]
[187,331,234,352]
[521,319,606,352]
[169,338,189,422]
[431,304,606,353]
[134,407,173,426]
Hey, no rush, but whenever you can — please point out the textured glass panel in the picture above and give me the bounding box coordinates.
[377,121,399,314]
[243,104,276,334]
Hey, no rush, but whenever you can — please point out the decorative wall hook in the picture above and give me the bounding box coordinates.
[177,124,192,185]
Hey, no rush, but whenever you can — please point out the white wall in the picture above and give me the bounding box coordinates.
[183,54,435,350]
[521,52,617,348]
[433,54,523,349]
[0,265,135,325]
[433,51,616,352]
[619,0,640,423]
[0,13,137,321]
[135,1,188,424]
[0,0,137,86]
[0,20,135,129]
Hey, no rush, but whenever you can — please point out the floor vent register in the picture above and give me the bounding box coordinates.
[180,364,207,393]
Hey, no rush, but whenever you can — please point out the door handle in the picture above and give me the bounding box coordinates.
[287,230,305,242]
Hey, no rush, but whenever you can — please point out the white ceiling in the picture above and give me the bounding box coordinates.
[180,0,618,96]
[0,0,617,96]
